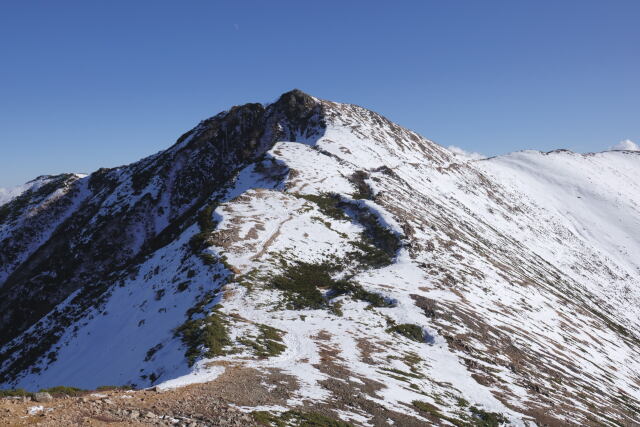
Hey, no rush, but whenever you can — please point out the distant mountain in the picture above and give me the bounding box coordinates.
[1,90,639,425]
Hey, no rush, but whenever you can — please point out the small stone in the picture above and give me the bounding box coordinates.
[33,392,53,403]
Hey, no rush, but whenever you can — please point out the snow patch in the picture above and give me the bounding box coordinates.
[27,405,44,415]
[155,363,225,391]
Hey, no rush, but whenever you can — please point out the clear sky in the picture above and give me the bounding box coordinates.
[1,1,638,187]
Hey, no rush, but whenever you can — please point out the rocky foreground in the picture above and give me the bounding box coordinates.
[0,370,360,427]
[1,386,254,426]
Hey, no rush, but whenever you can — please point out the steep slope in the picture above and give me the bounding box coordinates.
[0,89,323,363]
[1,91,639,426]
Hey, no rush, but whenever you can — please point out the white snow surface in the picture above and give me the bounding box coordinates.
[155,363,225,391]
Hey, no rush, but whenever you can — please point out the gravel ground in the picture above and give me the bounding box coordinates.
[0,387,257,426]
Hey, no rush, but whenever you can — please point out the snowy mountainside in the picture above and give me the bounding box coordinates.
[0,176,59,206]
[1,90,639,426]
[479,149,640,329]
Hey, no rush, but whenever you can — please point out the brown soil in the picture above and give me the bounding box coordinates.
[0,385,255,426]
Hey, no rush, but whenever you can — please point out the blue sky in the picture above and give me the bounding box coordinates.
[1,1,638,187]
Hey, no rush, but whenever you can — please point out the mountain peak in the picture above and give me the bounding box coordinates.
[1,91,640,426]
[271,89,321,126]
[277,88,313,99]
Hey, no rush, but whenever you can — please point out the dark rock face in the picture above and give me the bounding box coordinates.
[0,90,325,354]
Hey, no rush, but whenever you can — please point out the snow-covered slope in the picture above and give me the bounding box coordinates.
[1,90,639,425]
[0,182,39,207]
[479,150,640,329]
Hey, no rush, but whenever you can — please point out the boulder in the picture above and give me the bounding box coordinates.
[33,392,53,403]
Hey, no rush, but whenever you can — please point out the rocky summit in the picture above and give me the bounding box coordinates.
[1,90,639,426]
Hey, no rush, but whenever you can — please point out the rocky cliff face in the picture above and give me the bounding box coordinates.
[1,90,639,426]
